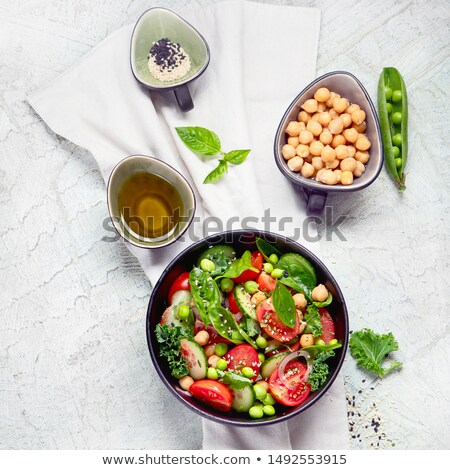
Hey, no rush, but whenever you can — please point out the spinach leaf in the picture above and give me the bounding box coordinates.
[302,341,342,357]
[223,149,251,165]
[219,371,253,390]
[272,281,297,328]
[308,350,335,392]
[255,237,283,262]
[276,254,317,299]
[304,304,323,337]
[220,250,258,279]
[313,292,333,307]
[175,126,221,156]
[189,267,221,325]
[209,306,245,344]
[203,160,228,184]
[198,246,235,277]
[155,324,189,379]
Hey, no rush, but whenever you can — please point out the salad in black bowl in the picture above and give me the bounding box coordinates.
[146,230,348,425]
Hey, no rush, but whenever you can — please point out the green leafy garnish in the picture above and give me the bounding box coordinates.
[308,350,335,392]
[155,324,189,379]
[242,316,261,337]
[223,149,250,165]
[272,281,297,328]
[313,292,333,307]
[350,329,402,378]
[255,237,282,262]
[203,159,228,184]
[304,304,323,337]
[220,371,253,390]
[220,250,258,279]
[189,267,221,325]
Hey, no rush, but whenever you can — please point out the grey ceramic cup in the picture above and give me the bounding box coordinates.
[107,155,196,249]
[130,7,210,112]
[274,71,384,215]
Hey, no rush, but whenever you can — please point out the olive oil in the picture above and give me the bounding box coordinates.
[118,172,183,240]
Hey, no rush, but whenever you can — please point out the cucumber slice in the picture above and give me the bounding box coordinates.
[171,290,193,306]
[234,284,257,320]
[180,338,207,380]
[261,352,289,379]
[231,384,255,413]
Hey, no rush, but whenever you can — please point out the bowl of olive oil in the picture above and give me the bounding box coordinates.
[107,155,195,248]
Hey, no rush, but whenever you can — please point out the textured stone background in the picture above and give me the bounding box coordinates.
[0,0,449,450]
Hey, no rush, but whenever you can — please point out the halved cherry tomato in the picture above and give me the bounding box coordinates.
[256,298,300,342]
[227,290,241,314]
[224,344,261,381]
[168,272,190,303]
[256,271,277,293]
[189,379,233,412]
[231,251,263,284]
[318,308,335,344]
[268,360,311,407]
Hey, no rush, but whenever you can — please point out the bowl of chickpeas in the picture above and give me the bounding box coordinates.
[274,71,384,214]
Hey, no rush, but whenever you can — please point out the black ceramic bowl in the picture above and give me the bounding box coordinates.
[146,230,349,426]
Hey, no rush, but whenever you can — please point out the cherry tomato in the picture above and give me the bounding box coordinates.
[227,290,241,314]
[318,308,335,344]
[168,272,190,303]
[256,298,300,342]
[256,271,277,293]
[268,360,311,407]
[189,379,233,412]
[224,344,261,381]
[231,251,263,284]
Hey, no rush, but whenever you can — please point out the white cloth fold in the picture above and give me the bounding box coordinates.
[28,0,349,450]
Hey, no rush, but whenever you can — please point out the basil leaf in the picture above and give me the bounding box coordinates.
[304,304,323,337]
[302,341,342,358]
[189,267,221,325]
[203,160,228,184]
[224,149,250,165]
[220,371,253,390]
[313,292,333,307]
[220,250,258,279]
[272,281,297,328]
[176,126,221,156]
[255,237,282,262]
[209,306,244,344]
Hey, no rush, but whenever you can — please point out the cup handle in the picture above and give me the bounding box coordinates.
[304,189,327,215]
[174,85,194,112]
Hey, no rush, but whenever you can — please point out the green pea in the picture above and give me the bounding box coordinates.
[253,384,267,401]
[214,343,228,357]
[262,393,276,406]
[178,304,190,320]
[386,102,393,114]
[200,258,215,273]
[207,368,219,380]
[258,353,265,363]
[263,405,276,416]
[271,268,284,279]
[263,263,274,274]
[249,406,264,419]
[329,338,338,346]
[392,133,402,147]
[392,90,402,102]
[216,358,228,371]
[392,112,402,124]
[315,338,326,346]
[385,86,393,101]
[241,367,255,379]
[256,335,268,349]
[269,254,279,264]
[392,146,400,158]
[244,281,259,294]
[220,278,234,294]
[395,158,402,169]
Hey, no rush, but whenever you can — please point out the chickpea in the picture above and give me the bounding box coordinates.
[316,168,326,181]
[204,344,216,357]
[292,293,307,309]
[281,144,297,160]
[335,144,349,160]
[321,145,336,163]
[343,127,358,143]
[355,136,371,151]
[314,87,331,102]
[325,158,340,169]
[329,108,339,120]
[301,162,315,178]
[287,156,304,172]
[312,284,329,302]
[301,98,318,114]
[340,157,357,172]
[351,109,366,125]
[346,103,360,115]
[299,129,314,144]
[318,112,332,127]
[287,136,300,147]
[307,119,323,136]
[251,291,267,307]
[352,121,367,133]
[340,170,354,186]
[300,334,315,347]
[355,150,370,164]
[296,144,310,158]
[208,355,221,368]
[328,117,344,135]
[256,380,269,392]
[311,112,321,122]
[179,375,194,391]
[285,121,303,136]
[353,160,366,177]
[331,134,346,148]
[318,169,338,185]
[334,169,343,183]
[194,330,210,346]
[311,156,324,171]
[347,145,356,158]
[333,97,350,114]
[310,140,324,156]
[325,92,339,108]
[340,113,352,128]
[298,111,311,123]
[299,321,307,334]
[319,129,333,145]
[317,102,327,112]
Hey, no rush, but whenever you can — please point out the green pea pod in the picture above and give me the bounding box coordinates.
[377,67,408,191]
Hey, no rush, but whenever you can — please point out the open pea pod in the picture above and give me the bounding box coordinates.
[377,67,408,191]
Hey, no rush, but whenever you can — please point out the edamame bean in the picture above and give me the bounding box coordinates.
[216,358,228,371]
[392,133,402,147]
[385,86,393,101]
[178,304,190,320]
[392,90,402,102]
[244,281,259,294]
[256,336,268,349]
[200,258,215,273]
[220,278,234,293]
[258,353,265,363]
[269,254,279,264]
[263,405,276,416]
[271,268,284,279]
[392,146,400,158]
[242,367,255,379]
[207,368,219,380]
[253,384,267,401]
[262,393,276,406]
[329,338,339,346]
[263,263,274,274]
[249,406,264,419]
[315,338,326,346]
[214,343,228,357]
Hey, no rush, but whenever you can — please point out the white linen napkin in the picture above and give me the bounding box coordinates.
[28,0,349,450]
